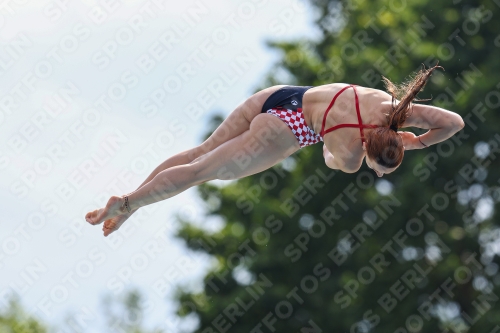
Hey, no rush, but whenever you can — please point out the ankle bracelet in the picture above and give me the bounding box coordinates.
[122,195,131,213]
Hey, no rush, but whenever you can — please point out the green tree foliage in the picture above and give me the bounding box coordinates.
[0,298,48,333]
[174,0,500,332]
[101,289,164,333]
[0,291,162,333]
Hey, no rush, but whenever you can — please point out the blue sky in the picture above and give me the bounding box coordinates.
[0,0,319,331]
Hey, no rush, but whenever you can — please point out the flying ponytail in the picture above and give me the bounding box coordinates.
[365,63,444,168]
[384,62,444,131]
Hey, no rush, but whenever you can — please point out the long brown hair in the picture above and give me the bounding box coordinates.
[365,63,444,168]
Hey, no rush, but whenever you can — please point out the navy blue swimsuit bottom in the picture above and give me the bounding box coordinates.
[261,85,323,148]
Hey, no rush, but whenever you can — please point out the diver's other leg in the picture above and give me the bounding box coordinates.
[90,85,287,228]
[127,85,286,190]
[89,114,300,236]
[193,113,301,181]
[195,85,287,158]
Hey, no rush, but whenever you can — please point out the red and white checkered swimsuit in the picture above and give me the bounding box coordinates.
[264,106,323,148]
[261,84,383,148]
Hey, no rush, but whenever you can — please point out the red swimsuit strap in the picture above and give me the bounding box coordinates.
[320,84,380,143]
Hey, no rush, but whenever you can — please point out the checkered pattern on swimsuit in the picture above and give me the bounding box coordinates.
[265,107,323,148]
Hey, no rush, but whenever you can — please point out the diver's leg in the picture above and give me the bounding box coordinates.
[93,85,287,227]
[86,113,300,236]
[130,85,286,189]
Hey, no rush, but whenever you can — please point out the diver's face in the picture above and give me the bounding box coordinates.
[365,155,398,177]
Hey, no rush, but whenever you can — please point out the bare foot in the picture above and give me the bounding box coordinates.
[85,196,127,226]
[85,208,104,225]
[102,211,135,237]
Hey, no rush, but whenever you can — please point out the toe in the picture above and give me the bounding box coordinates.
[85,212,94,224]
[103,225,115,237]
[103,219,116,231]
[89,209,106,225]
[102,217,122,237]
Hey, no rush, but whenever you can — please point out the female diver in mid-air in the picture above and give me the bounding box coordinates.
[85,63,464,236]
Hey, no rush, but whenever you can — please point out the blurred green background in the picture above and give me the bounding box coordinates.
[4,0,500,332]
